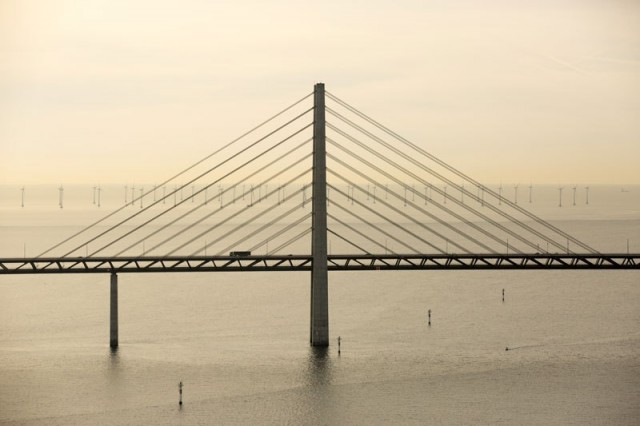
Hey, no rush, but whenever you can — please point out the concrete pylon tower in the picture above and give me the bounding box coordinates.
[310,83,329,346]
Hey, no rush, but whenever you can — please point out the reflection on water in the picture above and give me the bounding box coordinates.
[306,346,333,387]
[292,346,337,423]
[108,347,119,372]
[106,347,122,403]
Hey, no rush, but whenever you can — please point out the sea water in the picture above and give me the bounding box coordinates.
[0,185,639,425]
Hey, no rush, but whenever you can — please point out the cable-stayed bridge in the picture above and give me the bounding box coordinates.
[1,83,638,347]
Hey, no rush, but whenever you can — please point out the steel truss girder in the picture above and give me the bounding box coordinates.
[0,254,638,274]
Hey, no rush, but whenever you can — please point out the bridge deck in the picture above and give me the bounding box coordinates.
[0,254,638,274]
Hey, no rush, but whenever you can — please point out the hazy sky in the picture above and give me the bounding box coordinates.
[1,0,638,185]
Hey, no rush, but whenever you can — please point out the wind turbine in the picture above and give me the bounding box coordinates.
[585,186,589,205]
[558,187,563,207]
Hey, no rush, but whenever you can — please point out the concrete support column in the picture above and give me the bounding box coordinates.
[110,272,118,348]
[310,82,329,346]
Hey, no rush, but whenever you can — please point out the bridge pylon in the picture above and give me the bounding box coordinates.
[310,83,329,346]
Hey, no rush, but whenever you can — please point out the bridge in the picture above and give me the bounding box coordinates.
[1,253,637,274]
[1,83,638,349]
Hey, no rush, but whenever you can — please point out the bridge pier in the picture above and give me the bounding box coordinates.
[310,82,329,346]
[110,272,118,348]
